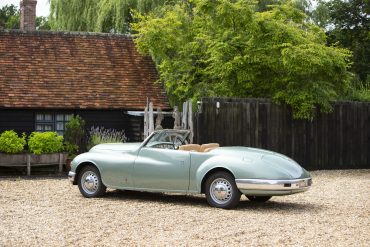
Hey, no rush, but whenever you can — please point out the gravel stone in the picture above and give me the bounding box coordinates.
[0,170,369,246]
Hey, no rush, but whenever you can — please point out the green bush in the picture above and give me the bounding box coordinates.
[28,132,64,155]
[64,115,85,157]
[87,126,127,150]
[0,130,26,154]
[64,142,79,159]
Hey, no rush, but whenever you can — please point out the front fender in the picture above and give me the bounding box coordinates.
[71,153,101,183]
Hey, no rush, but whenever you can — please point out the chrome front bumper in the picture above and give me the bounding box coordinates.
[68,171,76,184]
[235,178,312,191]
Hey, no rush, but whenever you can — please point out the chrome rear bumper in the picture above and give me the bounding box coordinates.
[68,171,76,184]
[235,178,312,191]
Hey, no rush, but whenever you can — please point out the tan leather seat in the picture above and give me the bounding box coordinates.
[178,144,201,152]
[200,143,220,152]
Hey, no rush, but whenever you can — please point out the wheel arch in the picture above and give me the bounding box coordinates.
[200,167,235,194]
[73,161,100,185]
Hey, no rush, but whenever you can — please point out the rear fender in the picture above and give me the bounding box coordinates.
[194,156,245,192]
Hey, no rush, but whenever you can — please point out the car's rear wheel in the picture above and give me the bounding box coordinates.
[246,196,272,202]
[78,165,106,198]
[205,171,241,209]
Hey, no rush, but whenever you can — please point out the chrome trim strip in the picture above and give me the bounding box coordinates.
[235,178,312,191]
[68,171,76,184]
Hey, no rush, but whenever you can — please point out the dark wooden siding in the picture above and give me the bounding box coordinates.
[195,98,370,170]
[76,110,132,140]
[0,109,174,142]
[0,109,35,135]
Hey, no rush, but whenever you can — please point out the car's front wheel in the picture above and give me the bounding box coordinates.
[78,165,106,198]
[246,196,272,202]
[205,171,241,209]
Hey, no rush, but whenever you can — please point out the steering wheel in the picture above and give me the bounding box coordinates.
[173,136,185,150]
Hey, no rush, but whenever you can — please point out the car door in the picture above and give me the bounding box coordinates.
[133,147,191,191]
[98,152,136,188]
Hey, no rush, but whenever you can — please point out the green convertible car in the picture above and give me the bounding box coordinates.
[69,129,312,209]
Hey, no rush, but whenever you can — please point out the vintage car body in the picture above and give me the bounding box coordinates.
[69,129,312,208]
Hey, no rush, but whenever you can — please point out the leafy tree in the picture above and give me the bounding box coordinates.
[0,4,50,30]
[36,16,51,30]
[0,4,20,29]
[313,0,369,84]
[133,0,352,119]
[256,0,311,13]
[49,0,167,33]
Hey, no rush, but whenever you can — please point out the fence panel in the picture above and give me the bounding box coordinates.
[195,98,370,170]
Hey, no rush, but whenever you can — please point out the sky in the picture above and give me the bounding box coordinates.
[0,0,50,17]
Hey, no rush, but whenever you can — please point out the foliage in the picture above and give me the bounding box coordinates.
[342,79,370,102]
[87,127,127,150]
[313,0,369,84]
[0,4,19,29]
[133,0,352,119]
[64,115,85,157]
[49,0,167,33]
[0,130,26,154]
[28,132,64,155]
[36,16,51,30]
[0,4,51,30]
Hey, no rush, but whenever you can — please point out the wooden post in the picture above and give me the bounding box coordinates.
[58,153,63,175]
[173,106,181,129]
[182,101,188,130]
[149,102,154,135]
[155,107,164,130]
[144,106,149,138]
[26,154,31,176]
[188,100,194,144]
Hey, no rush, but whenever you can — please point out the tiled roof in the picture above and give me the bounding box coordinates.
[0,30,170,110]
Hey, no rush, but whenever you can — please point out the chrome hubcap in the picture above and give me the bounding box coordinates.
[210,178,232,204]
[81,171,99,195]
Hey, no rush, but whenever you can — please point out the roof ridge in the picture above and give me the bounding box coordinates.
[0,29,132,38]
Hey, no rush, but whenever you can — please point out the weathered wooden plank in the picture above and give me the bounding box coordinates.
[195,98,370,170]
[27,154,31,176]
[259,102,268,149]
[249,102,256,147]
[327,109,335,169]
[255,101,260,148]
[338,103,344,168]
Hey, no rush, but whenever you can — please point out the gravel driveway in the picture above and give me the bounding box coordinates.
[0,170,369,246]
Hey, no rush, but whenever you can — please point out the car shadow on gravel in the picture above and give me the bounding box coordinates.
[104,190,209,207]
[237,200,320,212]
[103,190,319,211]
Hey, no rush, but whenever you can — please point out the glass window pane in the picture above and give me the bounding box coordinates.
[65,114,72,121]
[44,114,53,121]
[57,131,64,136]
[36,114,44,121]
[56,114,64,121]
[44,125,53,131]
[36,124,43,131]
[56,122,64,130]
